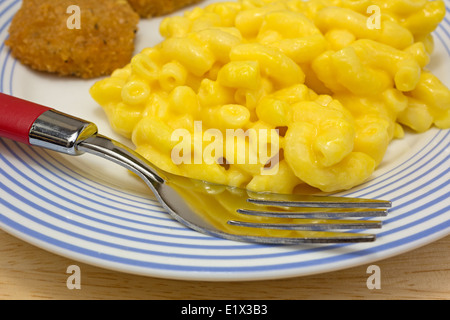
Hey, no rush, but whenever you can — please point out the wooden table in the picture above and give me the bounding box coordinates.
[0,229,448,300]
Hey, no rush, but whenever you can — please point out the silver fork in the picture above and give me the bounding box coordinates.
[0,93,392,244]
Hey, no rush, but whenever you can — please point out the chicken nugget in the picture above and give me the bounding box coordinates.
[127,0,203,18]
[6,0,139,79]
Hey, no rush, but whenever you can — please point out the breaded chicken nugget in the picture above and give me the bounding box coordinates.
[127,0,203,18]
[6,0,139,79]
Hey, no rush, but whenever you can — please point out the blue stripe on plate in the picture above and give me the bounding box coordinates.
[4,125,448,229]
[8,141,171,216]
[0,0,19,93]
[344,129,448,198]
[1,198,447,273]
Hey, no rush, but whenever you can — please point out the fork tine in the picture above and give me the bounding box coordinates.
[228,219,382,231]
[247,192,392,209]
[237,207,389,218]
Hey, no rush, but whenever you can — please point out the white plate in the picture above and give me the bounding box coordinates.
[0,0,449,282]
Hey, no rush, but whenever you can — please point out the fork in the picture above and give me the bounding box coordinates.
[0,93,391,244]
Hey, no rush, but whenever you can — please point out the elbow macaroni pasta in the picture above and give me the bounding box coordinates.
[90,0,450,193]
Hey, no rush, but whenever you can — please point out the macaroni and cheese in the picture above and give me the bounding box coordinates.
[91,0,450,193]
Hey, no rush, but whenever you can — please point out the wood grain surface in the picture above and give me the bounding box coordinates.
[0,229,448,300]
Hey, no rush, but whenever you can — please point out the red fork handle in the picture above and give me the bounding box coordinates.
[0,92,51,145]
